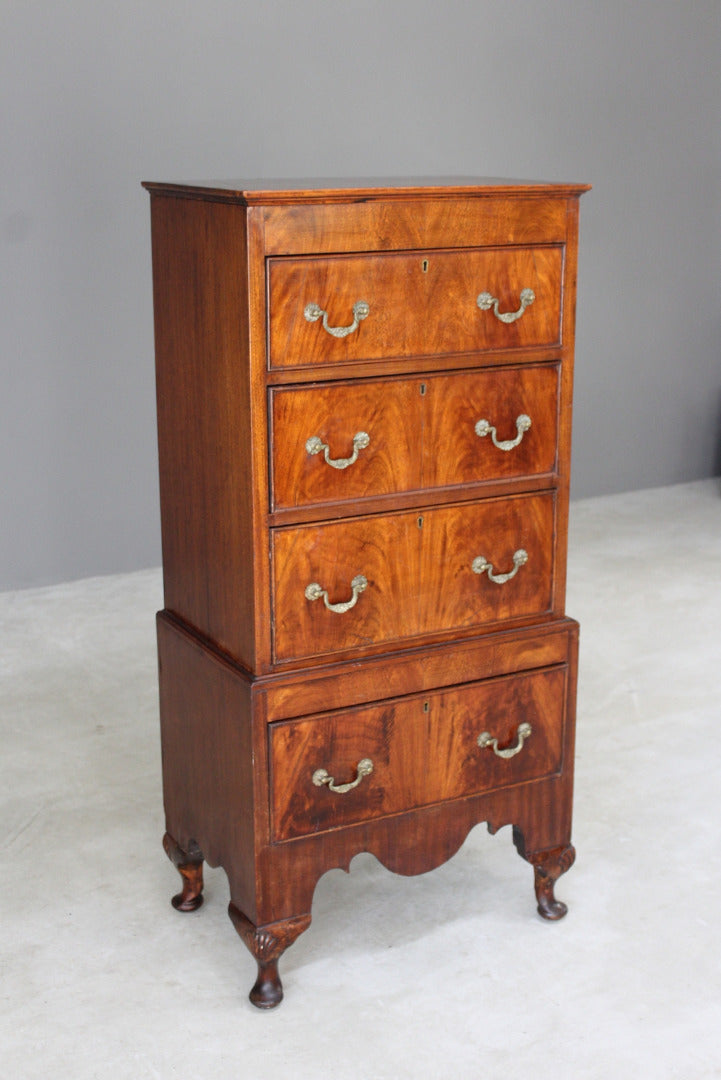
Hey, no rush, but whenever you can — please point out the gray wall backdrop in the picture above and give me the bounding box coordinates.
[2,1,720,589]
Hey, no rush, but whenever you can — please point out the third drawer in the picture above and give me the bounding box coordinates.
[272,491,556,662]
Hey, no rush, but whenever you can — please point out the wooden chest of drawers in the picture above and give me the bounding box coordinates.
[143,177,589,1008]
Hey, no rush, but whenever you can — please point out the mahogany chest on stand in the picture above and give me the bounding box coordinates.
[143,176,589,1007]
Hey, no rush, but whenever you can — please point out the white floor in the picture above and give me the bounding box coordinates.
[2,480,720,1079]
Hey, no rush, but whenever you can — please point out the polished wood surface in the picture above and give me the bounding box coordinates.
[263,196,572,257]
[270,666,567,841]
[144,176,590,204]
[271,492,556,663]
[157,609,578,906]
[145,177,588,1006]
[228,905,312,1009]
[270,375,420,509]
[149,195,260,670]
[268,245,562,367]
[270,363,559,510]
[162,832,204,911]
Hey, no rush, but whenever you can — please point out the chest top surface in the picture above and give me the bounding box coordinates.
[141,176,591,205]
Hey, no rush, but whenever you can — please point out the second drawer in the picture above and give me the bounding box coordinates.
[270,364,560,510]
[270,664,568,841]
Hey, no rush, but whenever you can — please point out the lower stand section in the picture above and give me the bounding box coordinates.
[228,905,312,1009]
[163,833,205,912]
[157,614,580,1006]
[161,827,576,1006]
[513,828,576,920]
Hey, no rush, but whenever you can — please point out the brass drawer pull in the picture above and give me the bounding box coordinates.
[475,413,531,451]
[477,722,532,759]
[306,431,370,469]
[472,549,528,585]
[312,757,374,794]
[477,287,535,324]
[304,300,370,338]
[305,574,368,613]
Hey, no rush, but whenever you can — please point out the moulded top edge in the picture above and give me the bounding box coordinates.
[141,177,592,205]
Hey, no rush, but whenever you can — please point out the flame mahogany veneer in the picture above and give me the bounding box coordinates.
[143,177,589,1008]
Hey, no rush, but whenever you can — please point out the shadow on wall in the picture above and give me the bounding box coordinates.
[716,391,721,478]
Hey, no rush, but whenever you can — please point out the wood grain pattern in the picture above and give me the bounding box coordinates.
[270,364,559,511]
[268,246,563,368]
[261,618,576,722]
[270,666,567,841]
[423,364,559,488]
[155,611,578,925]
[157,613,259,921]
[145,178,588,1005]
[271,492,556,663]
[419,492,556,634]
[262,195,575,255]
[149,195,259,669]
[270,376,420,509]
[272,511,421,662]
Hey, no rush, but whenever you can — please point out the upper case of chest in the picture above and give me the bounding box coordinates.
[146,179,587,676]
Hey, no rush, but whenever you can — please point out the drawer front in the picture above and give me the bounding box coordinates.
[272,512,421,662]
[271,492,555,662]
[423,364,559,488]
[270,377,421,510]
[270,665,567,840]
[419,492,555,636]
[270,365,559,510]
[268,246,563,369]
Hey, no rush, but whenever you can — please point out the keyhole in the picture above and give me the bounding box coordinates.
[419,383,427,396]
[422,258,429,273]
[418,516,424,529]
[423,700,430,713]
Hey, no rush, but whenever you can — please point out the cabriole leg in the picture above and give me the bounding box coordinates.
[513,827,576,920]
[228,904,311,1009]
[162,832,204,912]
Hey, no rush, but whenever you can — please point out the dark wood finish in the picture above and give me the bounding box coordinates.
[270,376,421,509]
[228,905,312,1008]
[157,616,258,921]
[261,196,575,256]
[268,246,562,368]
[163,832,204,911]
[144,178,588,1007]
[261,617,576,722]
[513,831,576,920]
[148,195,260,670]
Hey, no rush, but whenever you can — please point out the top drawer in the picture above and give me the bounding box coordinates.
[267,245,563,369]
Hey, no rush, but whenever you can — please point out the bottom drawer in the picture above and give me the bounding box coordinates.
[270,665,567,842]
